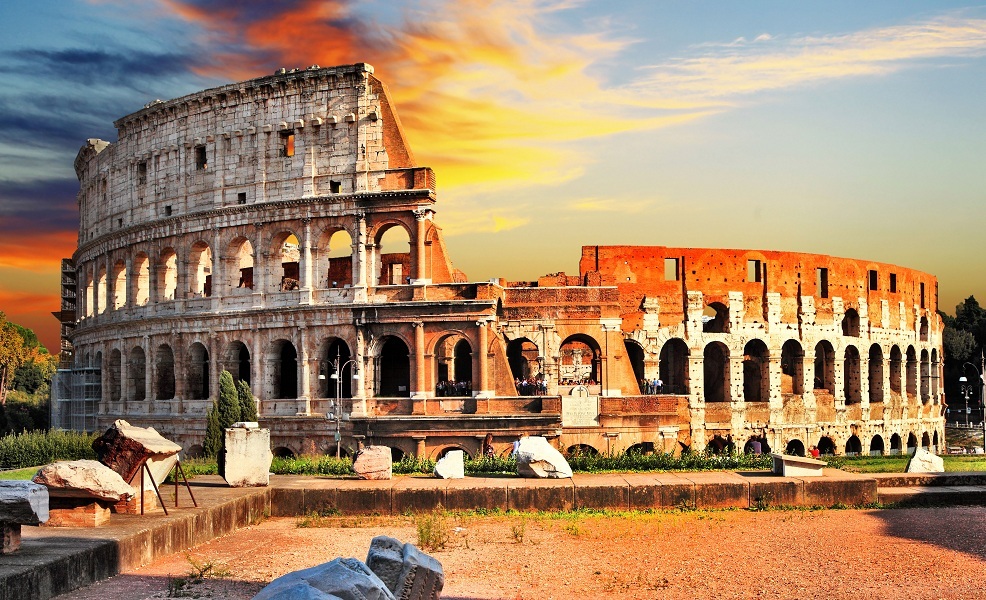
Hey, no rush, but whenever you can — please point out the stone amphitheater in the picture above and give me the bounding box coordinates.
[57,63,945,461]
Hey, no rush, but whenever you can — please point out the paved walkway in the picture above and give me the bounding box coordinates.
[5,470,985,600]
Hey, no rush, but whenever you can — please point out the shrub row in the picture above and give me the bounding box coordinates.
[0,430,98,470]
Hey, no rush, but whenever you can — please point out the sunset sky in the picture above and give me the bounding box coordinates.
[1,0,985,352]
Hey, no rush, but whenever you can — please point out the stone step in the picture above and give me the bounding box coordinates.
[878,485,986,506]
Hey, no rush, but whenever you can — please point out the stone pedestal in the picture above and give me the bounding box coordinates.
[113,489,159,514]
[44,500,112,527]
[222,425,273,487]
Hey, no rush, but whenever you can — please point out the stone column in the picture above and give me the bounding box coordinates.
[413,435,427,459]
[144,336,154,406]
[209,333,219,402]
[687,354,706,450]
[476,319,491,397]
[353,213,368,302]
[411,322,427,402]
[413,209,429,284]
[859,357,870,420]
[296,327,311,415]
[252,331,263,413]
[119,337,129,411]
[834,356,846,409]
[211,227,223,303]
[299,217,313,305]
[768,356,783,422]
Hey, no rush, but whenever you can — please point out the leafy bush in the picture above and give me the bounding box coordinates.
[565,450,773,473]
[0,430,98,470]
[271,455,354,476]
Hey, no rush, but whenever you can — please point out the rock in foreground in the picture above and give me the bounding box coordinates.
[513,436,572,479]
[433,450,464,479]
[353,446,393,480]
[253,557,396,600]
[32,460,135,501]
[366,535,445,600]
[92,419,181,487]
[906,448,944,473]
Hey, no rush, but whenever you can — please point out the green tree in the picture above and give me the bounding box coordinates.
[237,379,257,423]
[0,313,27,405]
[943,327,976,363]
[204,405,222,458]
[217,370,241,429]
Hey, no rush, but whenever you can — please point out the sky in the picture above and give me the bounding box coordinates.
[1,0,985,352]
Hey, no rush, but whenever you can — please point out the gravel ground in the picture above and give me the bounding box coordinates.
[56,506,986,599]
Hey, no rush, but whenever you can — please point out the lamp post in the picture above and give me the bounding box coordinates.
[961,352,986,454]
[959,376,972,427]
[323,350,360,459]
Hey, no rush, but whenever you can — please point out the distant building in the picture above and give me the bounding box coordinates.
[58,64,945,459]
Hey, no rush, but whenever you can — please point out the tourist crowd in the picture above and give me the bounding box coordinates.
[514,377,548,396]
[435,380,472,397]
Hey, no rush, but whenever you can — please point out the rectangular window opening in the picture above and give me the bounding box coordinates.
[664,257,680,281]
[920,282,926,309]
[280,131,295,157]
[747,259,762,283]
[237,192,247,205]
[164,205,173,217]
[868,269,878,291]
[330,180,341,194]
[889,273,897,293]
[817,267,829,298]
[137,161,147,185]
[194,145,207,170]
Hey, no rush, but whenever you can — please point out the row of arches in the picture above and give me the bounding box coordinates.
[80,220,415,317]
[702,303,930,342]
[784,431,938,457]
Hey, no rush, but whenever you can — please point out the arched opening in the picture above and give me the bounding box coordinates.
[868,344,884,403]
[377,336,410,397]
[845,435,862,455]
[890,433,902,455]
[271,232,301,292]
[271,339,298,399]
[921,432,931,449]
[703,342,730,402]
[626,442,655,455]
[228,237,254,291]
[225,341,251,385]
[659,338,689,395]
[905,346,918,399]
[189,241,213,297]
[844,346,861,404]
[111,260,127,309]
[158,248,177,301]
[780,340,804,395]
[931,348,940,399]
[702,303,729,333]
[814,341,835,393]
[566,444,599,456]
[108,349,122,402]
[319,338,353,399]
[273,447,295,458]
[559,334,601,386]
[319,228,354,288]
[187,342,210,400]
[96,265,107,313]
[906,432,918,454]
[817,436,836,456]
[869,435,885,456]
[437,446,471,460]
[624,340,645,392]
[933,431,939,449]
[919,316,929,342]
[889,346,902,394]
[376,224,412,285]
[185,444,204,458]
[842,308,860,337]
[134,253,149,306]
[84,269,94,317]
[434,334,472,396]
[391,447,406,463]
[507,338,540,382]
[920,349,930,404]
[743,339,769,402]
[785,439,805,457]
[155,344,175,400]
[128,347,146,401]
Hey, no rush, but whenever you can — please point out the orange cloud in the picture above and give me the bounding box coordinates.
[0,231,77,272]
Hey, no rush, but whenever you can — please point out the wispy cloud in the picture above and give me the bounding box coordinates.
[634,16,986,103]
[568,197,655,213]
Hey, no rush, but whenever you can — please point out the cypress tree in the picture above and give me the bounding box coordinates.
[204,405,222,458]
[237,379,258,423]
[217,370,241,429]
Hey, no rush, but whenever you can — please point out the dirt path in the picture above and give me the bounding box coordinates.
[57,506,986,599]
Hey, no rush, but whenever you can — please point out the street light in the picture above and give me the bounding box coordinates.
[327,349,360,459]
[959,376,972,427]
[960,351,986,454]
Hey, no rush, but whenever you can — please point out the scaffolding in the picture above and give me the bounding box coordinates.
[50,367,100,433]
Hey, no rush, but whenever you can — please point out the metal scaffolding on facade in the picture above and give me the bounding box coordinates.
[50,367,100,433]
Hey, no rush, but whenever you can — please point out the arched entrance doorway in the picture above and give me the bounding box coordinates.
[377,336,410,397]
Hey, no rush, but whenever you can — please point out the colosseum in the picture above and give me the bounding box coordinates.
[55,62,945,461]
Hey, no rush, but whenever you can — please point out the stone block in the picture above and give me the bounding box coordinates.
[433,450,464,479]
[513,436,572,479]
[392,479,444,515]
[0,480,49,525]
[507,478,574,512]
[222,427,273,487]
[1,522,21,554]
[443,478,508,511]
[366,536,444,600]
[112,489,159,514]
[44,500,112,527]
[254,556,396,600]
[684,472,749,509]
[802,472,877,507]
[573,475,629,510]
[771,453,825,477]
[92,419,182,488]
[354,446,393,480]
[33,460,135,502]
[623,474,662,510]
[653,473,695,509]
[740,473,804,507]
[906,449,944,473]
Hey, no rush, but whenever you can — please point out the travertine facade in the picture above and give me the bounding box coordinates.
[64,64,944,460]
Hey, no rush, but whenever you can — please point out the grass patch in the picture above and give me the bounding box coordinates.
[0,467,40,480]
[416,506,452,551]
[824,454,986,473]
